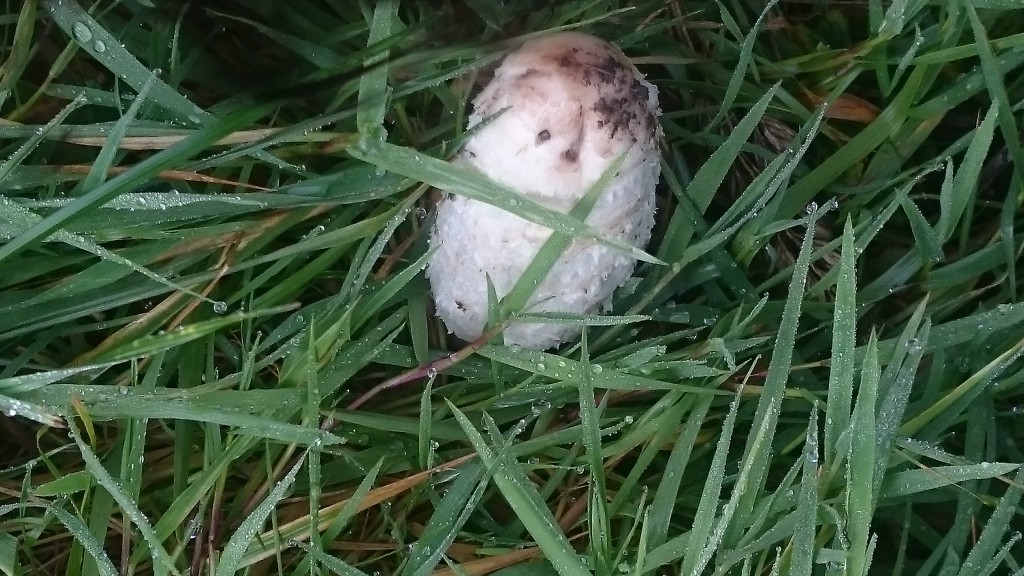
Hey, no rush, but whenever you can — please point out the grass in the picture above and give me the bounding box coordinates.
[1,0,1023,574]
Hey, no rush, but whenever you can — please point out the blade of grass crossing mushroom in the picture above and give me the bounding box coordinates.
[215,451,308,576]
[847,332,880,576]
[347,138,663,264]
[500,151,628,317]
[724,207,820,545]
[67,416,180,576]
[448,403,591,576]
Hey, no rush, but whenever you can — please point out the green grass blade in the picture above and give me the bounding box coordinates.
[67,417,181,576]
[824,220,857,467]
[41,0,209,124]
[357,0,398,133]
[448,403,590,576]
[847,333,880,576]
[347,138,662,265]
[215,451,308,576]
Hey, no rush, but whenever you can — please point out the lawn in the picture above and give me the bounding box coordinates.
[1,1,1023,575]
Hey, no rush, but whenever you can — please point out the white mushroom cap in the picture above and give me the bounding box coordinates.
[427,32,661,350]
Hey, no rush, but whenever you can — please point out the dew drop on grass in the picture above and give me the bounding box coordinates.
[212,301,228,314]
[72,22,93,43]
[93,40,106,53]
[904,338,922,353]
[805,201,818,214]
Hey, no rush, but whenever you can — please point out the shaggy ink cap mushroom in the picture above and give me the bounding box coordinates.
[427,32,661,350]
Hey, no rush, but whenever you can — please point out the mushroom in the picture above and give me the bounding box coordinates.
[427,32,661,350]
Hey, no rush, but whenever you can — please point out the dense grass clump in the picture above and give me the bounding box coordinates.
[1,1,1023,575]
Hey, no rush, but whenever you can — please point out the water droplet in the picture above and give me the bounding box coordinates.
[415,207,427,219]
[118,386,129,395]
[805,201,818,214]
[93,40,106,53]
[212,301,228,314]
[623,415,634,424]
[72,22,93,43]
[904,338,922,353]
[426,367,438,378]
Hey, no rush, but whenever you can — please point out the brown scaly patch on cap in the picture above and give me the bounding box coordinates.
[499,32,659,151]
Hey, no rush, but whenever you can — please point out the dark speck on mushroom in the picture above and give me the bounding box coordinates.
[562,148,578,162]
[536,130,551,144]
